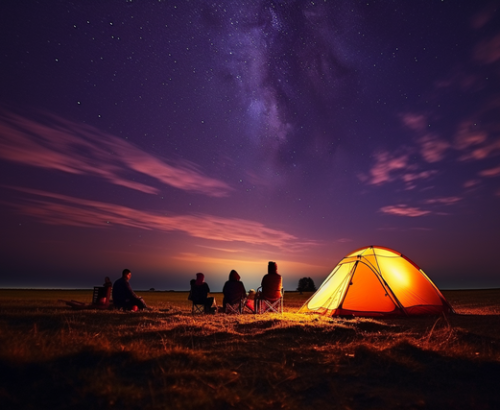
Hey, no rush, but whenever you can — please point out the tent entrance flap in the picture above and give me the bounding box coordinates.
[305,262,354,312]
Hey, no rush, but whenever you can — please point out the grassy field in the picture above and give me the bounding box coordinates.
[1,289,500,409]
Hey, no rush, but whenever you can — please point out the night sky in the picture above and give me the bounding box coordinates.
[1,1,499,291]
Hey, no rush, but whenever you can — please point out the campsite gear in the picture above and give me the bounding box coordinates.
[192,301,205,314]
[60,279,113,310]
[224,299,244,314]
[256,287,284,314]
[92,285,112,307]
[299,246,454,316]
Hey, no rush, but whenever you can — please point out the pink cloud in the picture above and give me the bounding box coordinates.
[402,170,437,183]
[380,198,462,219]
[380,205,431,217]
[368,151,410,185]
[417,134,450,163]
[424,196,462,205]
[6,187,304,249]
[479,165,500,177]
[400,113,427,132]
[0,110,232,197]
[454,118,500,161]
[459,139,500,160]
[454,120,488,150]
[401,113,450,163]
[366,150,436,189]
[464,179,481,188]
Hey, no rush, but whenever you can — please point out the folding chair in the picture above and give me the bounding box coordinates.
[61,285,112,310]
[93,286,111,304]
[257,287,284,314]
[224,298,244,314]
[192,301,205,314]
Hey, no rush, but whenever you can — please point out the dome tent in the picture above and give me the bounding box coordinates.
[299,246,454,316]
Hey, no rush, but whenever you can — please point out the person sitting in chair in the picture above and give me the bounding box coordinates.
[260,261,282,301]
[222,270,246,312]
[256,261,283,313]
[190,272,216,313]
[112,269,148,311]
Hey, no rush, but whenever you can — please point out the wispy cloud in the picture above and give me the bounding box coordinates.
[365,150,436,189]
[402,170,437,189]
[400,113,427,132]
[454,115,500,161]
[424,196,462,205]
[380,196,463,217]
[195,245,242,254]
[367,151,410,185]
[5,187,305,249]
[416,134,450,163]
[380,205,431,217]
[0,110,232,197]
[401,112,451,163]
[479,165,500,177]
[459,138,500,161]
[464,179,481,188]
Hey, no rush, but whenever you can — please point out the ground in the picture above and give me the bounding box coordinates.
[0,289,499,409]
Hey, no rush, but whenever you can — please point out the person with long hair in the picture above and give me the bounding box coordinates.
[260,261,282,301]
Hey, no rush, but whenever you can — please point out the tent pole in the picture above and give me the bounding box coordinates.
[337,260,359,312]
[371,248,408,316]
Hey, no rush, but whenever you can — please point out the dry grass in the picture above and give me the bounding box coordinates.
[1,289,500,409]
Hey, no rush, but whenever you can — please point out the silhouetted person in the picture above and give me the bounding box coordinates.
[190,272,216,313]
[222,270,246,311]
[260,261,283,301]
[112,269,148,311]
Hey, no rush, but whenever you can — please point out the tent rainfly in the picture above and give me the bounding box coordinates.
[299,246,454,316]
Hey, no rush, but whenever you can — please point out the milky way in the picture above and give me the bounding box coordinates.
[200,1,359,171]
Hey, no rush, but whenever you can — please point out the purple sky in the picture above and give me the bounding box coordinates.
[1,1,499,291]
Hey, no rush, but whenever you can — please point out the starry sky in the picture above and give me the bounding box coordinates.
[1,1,499,291]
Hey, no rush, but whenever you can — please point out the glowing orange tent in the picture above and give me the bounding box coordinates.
[299,246,454,316]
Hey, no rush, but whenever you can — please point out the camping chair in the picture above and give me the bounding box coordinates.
[224,298,246,314]
[60,285,112,310]
[192,301,205,314]
[257,287,284,314]
[92,286,111,306]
